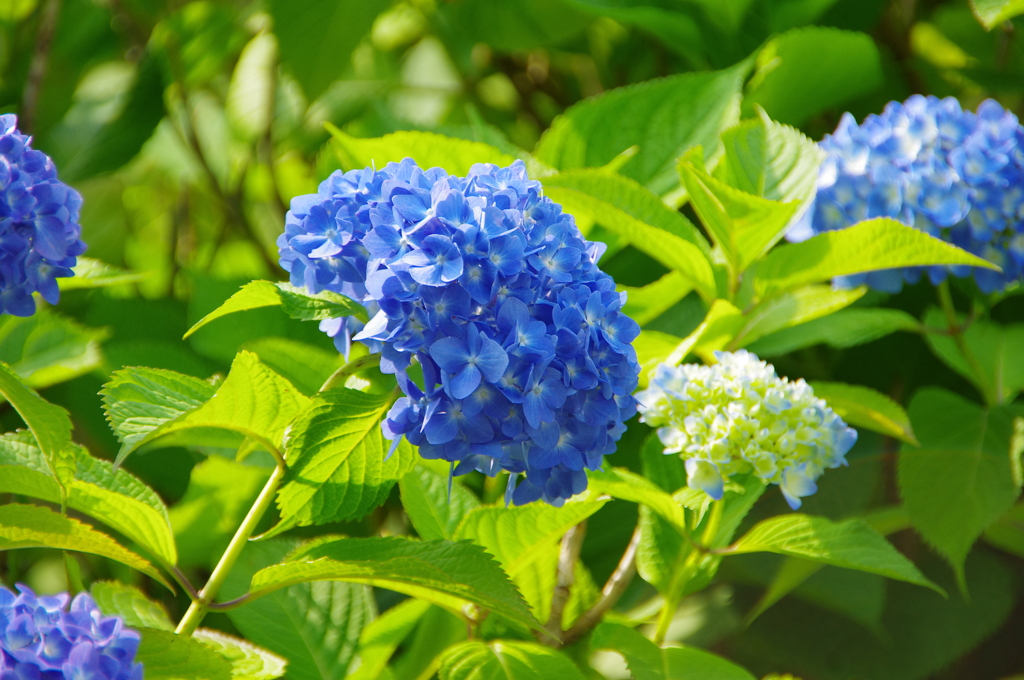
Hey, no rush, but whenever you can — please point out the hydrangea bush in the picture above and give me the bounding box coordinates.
[793,95,1024,292]
[0,585,142,680]
[637,351,857,509]
[278,159,641,505]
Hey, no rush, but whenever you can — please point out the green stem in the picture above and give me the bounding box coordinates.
[175,464,286,636]
[937,281,999,406]
[320,354,381,392]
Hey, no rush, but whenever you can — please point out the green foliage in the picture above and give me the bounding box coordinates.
[91,581,175,631]
[438,640,585,680]
[923,309,1024,403]
[591,622,757,680]
[135,628,234,680]
[400,464,481,542]
[970,0,1024,28]
[330,128,518,176]
[0,309,108,388]
[192,630,288,680]
[809,382,918,444]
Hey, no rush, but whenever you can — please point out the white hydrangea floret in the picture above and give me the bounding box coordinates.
[635,350,858,509]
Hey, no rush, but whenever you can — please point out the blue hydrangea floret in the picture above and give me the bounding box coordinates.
[0,114,86,315]
[278,159,642,505]
[635,350,857,509]
[0,584,143,680]
[792,95,1024,293]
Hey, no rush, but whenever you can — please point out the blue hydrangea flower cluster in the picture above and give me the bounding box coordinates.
[0,114,86,315]
[791,95,1024,293]
[635,351,857,509]
[0,584,143,680]
[278,159,641,505]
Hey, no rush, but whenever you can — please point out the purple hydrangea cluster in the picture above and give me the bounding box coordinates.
[0,114,86,315]
[790,95,1024,293]
[0,585,143,680]
[278,159,641,505]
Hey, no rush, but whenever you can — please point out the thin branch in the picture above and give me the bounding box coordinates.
[20,0,62,134]
[544,522,587,642]
[561,525,641,647]
[170,567,200,600]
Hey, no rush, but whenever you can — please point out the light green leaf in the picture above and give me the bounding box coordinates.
[91,581,174,631]
[744,27,884,126]
[679,156,799,275]
[0,361,74,494]
[453,498,607,620]
[620,272,693,327]
[754,218,997,297]
[0,431,177,565]
[687,299,746,363]
[347,599,430,680]
[634,330,688,386]
[729,512,942,594]
[226,32,277,141]
[116,351,310,465]
[541,170,716,300]
[810,381,917,444]
[270,0,389,100]
[170,457,269,569]
[59,257,147,291]
[439,640,584,680]
[970,0,1024,28]
[898,388,1021,590]
[136,627,234,680]
[746,307,920,357]
[714,110,824,205]
[0,504,171,589]
[272,388,415,533]
[400,464,480,542]
[194,630,288,680]
[248,537,539,632]
[241,337,344,396]
[0,310,108,389]
[923,309,1024,403]
[732,285,866,348]
[329,127,517,176]
[591,622,756,680]
[534,66,745,196]
[588,467,687,533]
[222,540,374,680]
[185,281,366,339]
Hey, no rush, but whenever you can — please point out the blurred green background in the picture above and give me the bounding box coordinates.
[2,1,1024,678]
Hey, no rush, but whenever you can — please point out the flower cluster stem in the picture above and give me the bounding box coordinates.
[175,464,286,636]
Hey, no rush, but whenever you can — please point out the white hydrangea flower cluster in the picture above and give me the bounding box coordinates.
[635,350,858,509]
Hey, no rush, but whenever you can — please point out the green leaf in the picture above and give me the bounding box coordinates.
[714,110,824,205]
[400,464,480,542]
[983,500,1024,559]
[744,27,884,126]
[61,51,166,181]
[222,540,374,680]
[746,307,920,357]
[754,218,997,297]
[588,467,688,533]
[194,630,288,680]
[226,32,277,141]
[591,622,756,680]
[534,66,745,196]
[541,170,716,300]
[0,310,109,389]
[59,257,147,291]
[270,0,389,100]
[453,498,608,620]
[271,388,415,533]
[136,627,234,680]
[732,285,866,348]
[0,504,172,589]
[115,351,310,465]
[0,361,74,494]
[922,309,1024,403]
[898,388,1021,589]
[620,272,694,327]
[557,0,707,64]
[241,337,344,396]
[101,366,219,456]
[185,281,366,340]
[439,0,589,52]
[347,599,430,680]
[248,537,539,632]
[679,156,800,276]
[0,431,178,565]
[90,581,174,631]
[809,381,918,445]
[170,457,270,569]
[970,0,1024,28]
[438,640,585,680]
[329,128,518,177]
[729,513,942,594]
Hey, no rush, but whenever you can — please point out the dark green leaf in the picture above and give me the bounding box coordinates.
[439,640,585,680]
